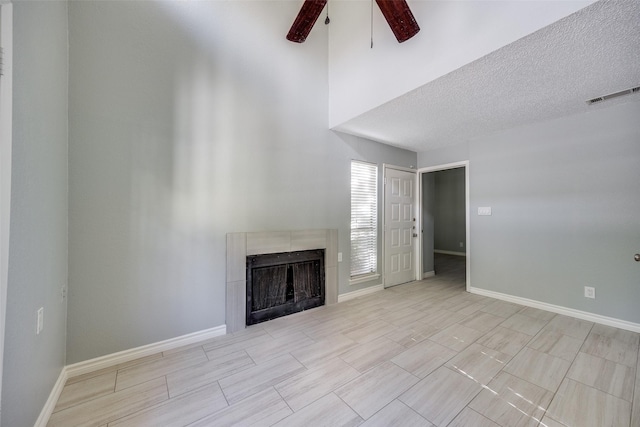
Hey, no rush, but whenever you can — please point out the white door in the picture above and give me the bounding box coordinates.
[384,166,417,287]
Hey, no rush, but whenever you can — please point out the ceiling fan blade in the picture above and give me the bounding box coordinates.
[287,0,328,43]
[375,0,420,43]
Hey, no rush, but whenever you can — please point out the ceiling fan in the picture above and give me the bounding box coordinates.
[286,0,420,44]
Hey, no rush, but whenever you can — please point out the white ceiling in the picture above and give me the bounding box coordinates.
[333,0,640,153]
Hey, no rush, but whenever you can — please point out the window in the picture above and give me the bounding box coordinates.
[350,161,378,278]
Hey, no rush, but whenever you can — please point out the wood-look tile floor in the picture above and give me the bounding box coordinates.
[48,255,640,427]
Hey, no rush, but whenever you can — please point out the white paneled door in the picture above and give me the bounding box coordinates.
[384,166,417,288]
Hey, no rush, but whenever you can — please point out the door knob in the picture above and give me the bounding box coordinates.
[635,254,640,262]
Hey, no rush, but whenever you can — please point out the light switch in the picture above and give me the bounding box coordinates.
[36,307,44,335]
[478,207,492,216]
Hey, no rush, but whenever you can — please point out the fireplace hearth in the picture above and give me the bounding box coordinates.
[246,249,325,325]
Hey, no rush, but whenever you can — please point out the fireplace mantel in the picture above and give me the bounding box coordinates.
[226,229,338,333]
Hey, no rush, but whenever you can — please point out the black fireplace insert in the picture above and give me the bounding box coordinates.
[246,249,325,325]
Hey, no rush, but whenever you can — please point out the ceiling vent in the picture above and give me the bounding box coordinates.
[587,86,640,105]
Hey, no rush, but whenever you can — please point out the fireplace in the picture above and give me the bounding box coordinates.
[246,249,325,325]
[226,229,338,333]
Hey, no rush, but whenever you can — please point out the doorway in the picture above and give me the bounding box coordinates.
[419,161,470,291]
[383,165,418,288]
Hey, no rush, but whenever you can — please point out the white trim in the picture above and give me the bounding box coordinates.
[338,284,384,303]
[349,273,380,286]
[469,287,640,333]
[417,167,423,283]
[417,160,470,292]
[434,250,466,257]
[65,325,226,379]
[422,271,435,279]
[464,163,470,292]
[35,325,226,426]
[34,368,68,427]
[382,164,416,174]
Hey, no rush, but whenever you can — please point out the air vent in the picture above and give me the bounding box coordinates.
[587,86,640,105]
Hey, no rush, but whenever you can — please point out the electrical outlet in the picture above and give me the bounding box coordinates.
[36,307,44,335]
[584,286,595,299]
[61,285,67,302]
[338,252,342,262]
[478,207,492,216]
[459,242,464,248]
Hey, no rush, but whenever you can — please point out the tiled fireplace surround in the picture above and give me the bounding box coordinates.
[226,229,339,333]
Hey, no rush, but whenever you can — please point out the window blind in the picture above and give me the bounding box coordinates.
[350,161,378,277]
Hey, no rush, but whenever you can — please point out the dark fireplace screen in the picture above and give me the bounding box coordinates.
[246,249,325,325]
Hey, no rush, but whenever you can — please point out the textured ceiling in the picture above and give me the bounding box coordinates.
[333,0,640,153]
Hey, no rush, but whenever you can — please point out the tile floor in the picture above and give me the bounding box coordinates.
[48,255,640,426]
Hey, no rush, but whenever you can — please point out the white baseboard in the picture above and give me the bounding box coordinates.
[434,250,466,257]
[36,325,227,426]
[423,271,435,279]
[469,287,640,333]
[338,284,384,303]
[65,325,226,379]
[34,367,68,427]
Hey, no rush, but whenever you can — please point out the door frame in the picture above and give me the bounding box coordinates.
[382,164,419,288]
[0,2,13,417]
[417,161,470,292]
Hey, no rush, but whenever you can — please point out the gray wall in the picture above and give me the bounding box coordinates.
[67,1,416,363]
[2,2,68,426]
[433,168,466,253]
[418,142,469,168]
[418,100,640,324]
